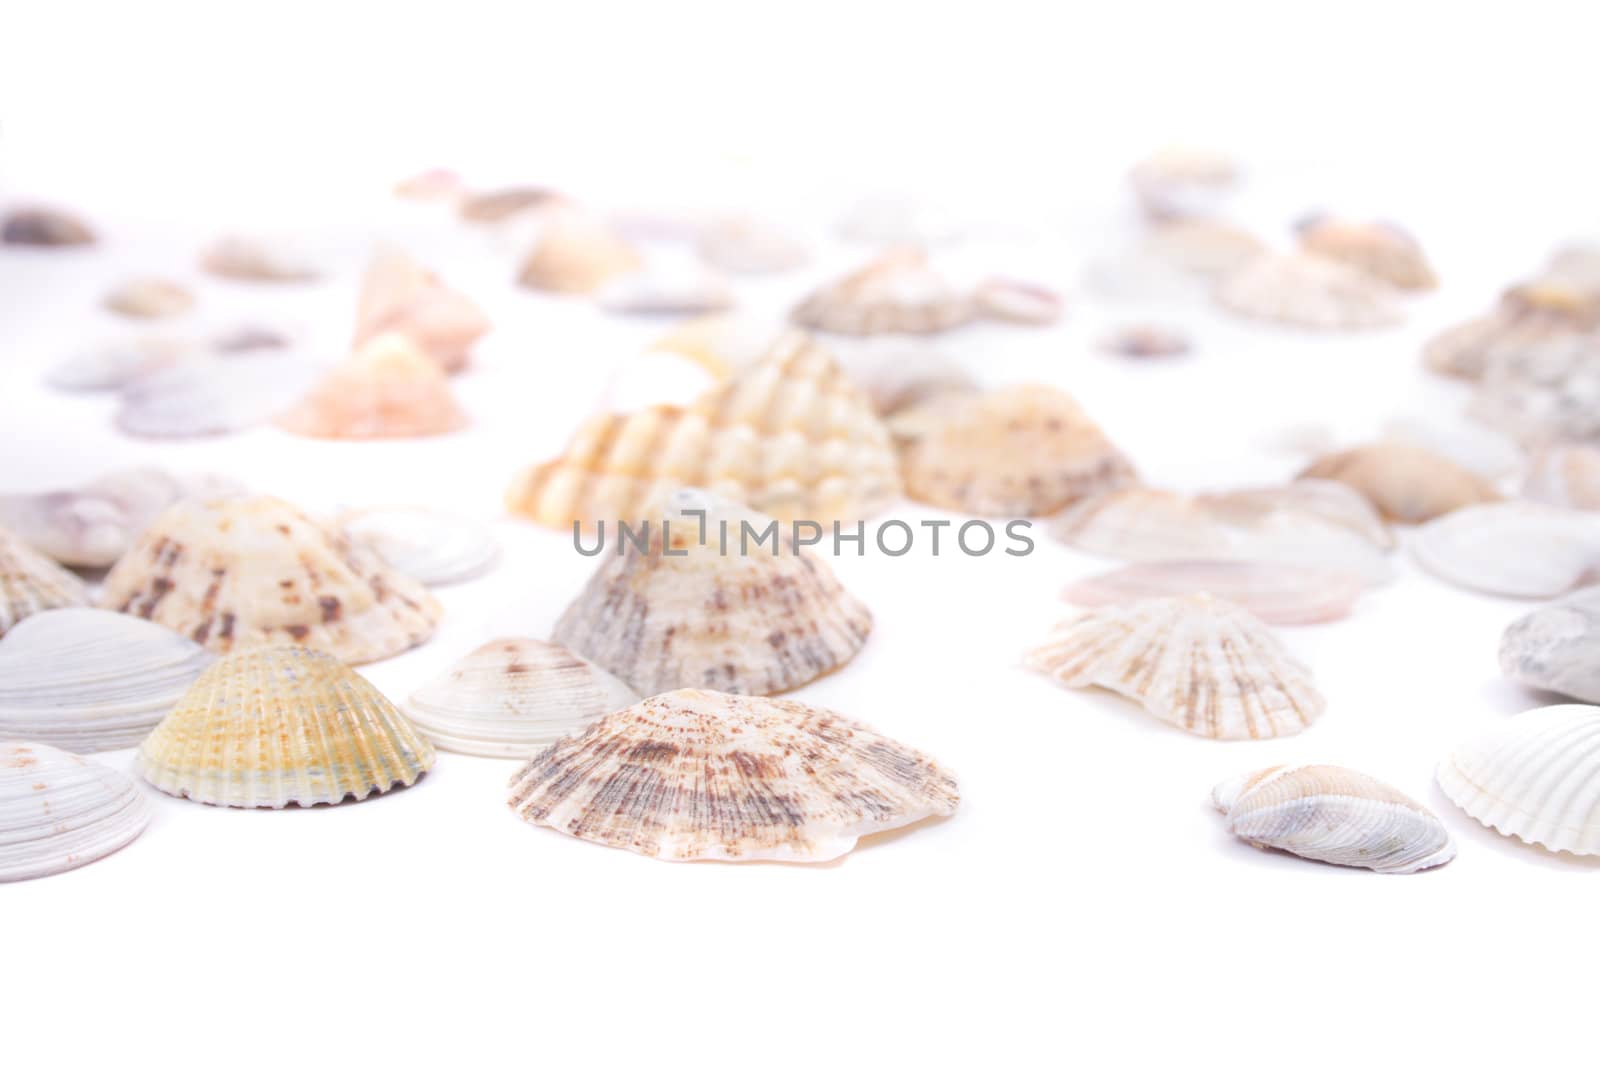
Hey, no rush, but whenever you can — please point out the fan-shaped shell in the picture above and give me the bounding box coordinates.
[338,506,498,586]
[2,208,95,246]
[1297,217,1437,290]
[1213,765,1454,873]
[138,646,434,807]
[1410,502,1600,598]
[1215,252,1402,330]
[201,235,319,282]
[1299,442,1501,523]
[116,354,320,438]
[1025,594,1325,740]
[1064,560,1363,625]
[1525,445,1600,509]
[517,211,641,293]
[1424,284,1600,381]
[1499,588,1600,702]
[1,525,89,636]
[99,496,440,663]
[353,249,489,374]
[1127,148,1238,220]
[791,248,973,336]
[506,687,959,861]
[1,742,148,882]
[277,332,467,439]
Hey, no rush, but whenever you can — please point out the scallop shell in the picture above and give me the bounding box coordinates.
[277,332,467,439]
[1410,502,1600,598]
[2,208,95,247]
[0,609,214,752]
[596,263,734,315]
[695,218,808,275]
[1,742,148,882]
[1127,147,1239,220]
[353,249,489,374]
[405,638,638,757]
[1436,704,1600,855]
[1525,445,1600,509]
[1499,588,1600,702]
[1213,765,1454,873]
[103,278,194,319]
[1215,252,1403,330]
[552,491,872,696]
[337,506,498,586]
[506,687,958,862]
[137,646,434,807]
[99,495,441,663]
[1064,560,1364,625]
[201,236,320,282]
[1,525,89,636]
[507,332,901,529]
[898,385,1138,516]
[1101,323,1192,358]
[791,248,974,336]
[1424,283,1600,381]
[1299,442,1501,523]
[1297,217,1437,290]
[517,211,641,294]
[116,354,320,438]
[972,277,1064,325]
[1025,594,1324,740]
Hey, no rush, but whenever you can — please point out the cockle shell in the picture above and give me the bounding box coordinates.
[277,332,467,439]
[138,646,434,807]
[972,278,1064,325]
[1025,594,1324,740]
[1064,560,1364,625]
[1213,765,1454,873]
[552,492,872,696]
[0,609,214,752]
[1409,502,1600,598]
[201,235,320,282]
[353,249,489,374]
[1299,442,1501,523]
[116,354,320,438]
[596,263,734,315]
[1100,324,1192,358]
[99,495,441,663]
[1296,216,1437,290]
[506,688,959,862]
[696,218,808,275]
[517,211,642,294]
[1,742,148,882]
[897,384,1138,516]
[1499,588,1600,702]
[1127,147,1239,220]
[1215,252,1403,330]
[1,525,89,636]
[337,506,498,587]
[1424,283,1600,381]
[2,208,95,247]
[103,277,194,319]
[1525,445,1600,509]
[791,248,974,336]
[1436,704,1600,855]
[405,638,638,757]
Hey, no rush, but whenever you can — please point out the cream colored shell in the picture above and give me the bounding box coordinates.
[791,248,973,335]
[277,332,468,439]
[1215,252,1402,330]
[517,210,641,294]
[1409,502,1600,598]
[1524,445,1600,509]
[1,741,149,881]
[1298,442,1501,523]
[104,277,194,319]
[1296,217,1437,290]
[1424,284,1600,381]
[1,523,89,636]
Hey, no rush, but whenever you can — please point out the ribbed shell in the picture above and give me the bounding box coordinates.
[99,496,441,664]
[1214,765,1454,873]
[791,248,974,336]
[1,742,149,882]
[1064,560,1364,625]
[1409,502,1600,598]
[1215,252,1402,330]
[1436,704,1600,855]
[406,638,639,757]
[1525,445,1600,509]
[0,524,89,636]
[1297,218,1437,290]
[1499,588,1600,703]
[1025,594,1325,740]
[506,688,959,861]
[138,646,434,807]
[1299,442,1501,523]
[353,249,489,374]
[278,332,467,439]
[517,211,641,294]
[338,507,498,587]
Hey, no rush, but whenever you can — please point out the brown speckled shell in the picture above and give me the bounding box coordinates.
[0,525,89,636]
[1299,442,1501,523]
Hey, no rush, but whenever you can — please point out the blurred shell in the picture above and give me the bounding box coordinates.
[1214,765,1454,873]
[103,278,194,319]
[138,646,434,807]
[517,211,641,293]
[1026,594,1324,740]
[277,332,467,439]
[1471,319,1600,445]
[1379,416,1524,480]
[1525,445,1600,508]
[2,208,94,247]
[1297,216,1437,290]
[1127,147,1239,220]
[839,348,977,423]
[116,354,320,438]
[99,495,440,663]
[354,249,489,374]
[1064,560,1363,625]
[1436,703,1600,855]
[973,277,1064,325]
[898,385,1138,516]
[0,609,214,752]
[1424,283,1600,380]
[459,186,562,222]
[1215,252,1402,330]
[1,742,148,882]
[1410,502,1600,598]
[1144,219,1264,277]
[1,525,89,636]
[1299,442,1501,523]
[1101,324,1192,357]
[201,236,320,282]
[596,263,734,315]
[1499,588,1600,702]
[792,248,973,336]
[46,335,195,392]
[338,506,498,586]
[506,687,959,862]
[405,638,638,757]
[392,167,464,202]
[552,492,872,696]
[696,218,808,275]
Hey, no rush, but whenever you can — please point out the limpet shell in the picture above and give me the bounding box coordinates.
[354,249,489,374]
[1409,502,1600,598]
[2,208,95,247]
[1215,252,1403,330]
[277,332,467,439]
[1296,216,1437,290]
[1,742,148,882]
[1499,588,1600,702]
[103,278,194,319]
[791,248,974,336]
[1064,560,1363,625]
[1,525,89,636]
[338,506,498,587]
[1299,442,1501,523]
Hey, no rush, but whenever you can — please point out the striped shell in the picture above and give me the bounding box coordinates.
[1,524,89,636]
[1063,560,1364,625]
[1299,442,1501,523]
[353,249,489,374]
[1215,252,1402,330]
[1,742,148,882]
[278,332,467,439]
[791,248,973,336]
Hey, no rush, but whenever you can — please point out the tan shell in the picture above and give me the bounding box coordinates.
[138,646,434,807]
[2,208,95,246]
[1299,442,1501,523]
[103,278,194,319]
[1525,445,1600,509]
[0,525,89,636]
[1127,148,1239,220]
[791,248,973,336]
[517,211,641,293]
[460,186,563,222]
[898,385,1138,516]
[507,332,901,529]
[99,495,440,663]
[277,332,468,439]
[1297,217,1437,290]
[1215,252,1402,330]
[506,687,958,862]
[1101,324,1192,357]
[201,236,319,282]
[1423,283,1600,380]
[353,249,489,374]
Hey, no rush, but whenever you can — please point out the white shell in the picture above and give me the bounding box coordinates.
[1524,445,1600,508]
[1380,416,1524,480]
[1215,252,1403,330]
[104,277,194,319]
[117,356,320,438]
[1499,588,1600,702]
[1064,560,1364,625]
[338,507,498,587]
[46,336,195,392]
[1409,502,1600,598]
[0,741,150,882]
[1,525,89,635]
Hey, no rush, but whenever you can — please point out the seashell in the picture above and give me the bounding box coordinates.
[837,348,977,423]
[1410,502,1600,598]
[1296,216,1437,290]
[1143,218,1264,278]
[897,385,1138,516]
[1436,704,1600,855]
[1213,765,1454,873]
[117,354,319,438]
[1299,442,1501,523]
[46,335,196,392]
[1127,147,1239,220]
[1215,252,1403,330]
[138,646,434,807]
[645,313,779,381]
[695,218,808,275]
[1,525,89,636]
[2,208,95,247]
[506,687,958,862]
[405,638,638,757]
[552,491,872,696]
[517,211,641,293]
[393,167,464,201]
[507,332,901,528]
[1471,320,1600,446]
[972,277,1064,326]
[0,742,148,882]
[353,249,489,374]
[211,324,292,353]
[1026,594,1324,739]
[1100,324,1192,358]
[1064,560,1364,625]
[277,332,467,439]
[0,608,215,752]
[596,262,734,316]
[337,506,498,587]
[459,185,562,222]
[201,235,320,282]
[99,495,441,663]
[1424,283,1600,381]
[1525,444,1600,509]
[791,248,974,336]
[1379,416,1524,480]
[1498,588,1600,702]
[103,278,194,319]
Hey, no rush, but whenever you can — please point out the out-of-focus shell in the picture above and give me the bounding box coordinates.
[0,609,214,752]
[138,646,434,807]
[792,248,974,336]
[2,208,94,247]
[1100,323,1192,358]
[506,687,959,862]
[1499,588,1600,702]
[1299,442,1501,523]
[1297,216,1437,290]
[103,278,194,319]
[1525,445,1600,509]
[116,354,320,438]
[0,742,148,882]
[1213,765,1454,873]
[517,211,641,293]
[1436,704,1600,855]
[1471,318,1600,446]
[459,185,562,222]
[46,335,195,392]
[1410,502,1600,598]
[277,332,467,439]
[1144,219,1264,277]
[405,638,638,757]
[897,385,1138,516]
[1424,283,1600,381]
[1064,560,1364,625]
[696,218,808,275]
[1215,252,1403,330]
[834,195,966,247]
[1379,416,1524,480]
[337,506,498,587]
[201,236,320,282]
[393,167,464,202]
[1026,594,1324,739]
[596,263,734,315]
[1127,147,1239,220]
[353,249,489,374]
[972,277,1064,325]
[1,525,89,636]
[99,495,441,663]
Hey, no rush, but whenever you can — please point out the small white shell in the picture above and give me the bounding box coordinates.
[46,336,196,392]
[1,741,150,882]
[1410,502,1600,598]
[1499,588,1600,702]
[1215,252,1403,330]
[1064,560,1364,625]
[338,506,498,587]
[1524,445,1600,509]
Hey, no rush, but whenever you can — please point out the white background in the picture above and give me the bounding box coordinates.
[4,3,1600,1063]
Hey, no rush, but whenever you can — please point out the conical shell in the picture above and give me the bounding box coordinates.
[506,687,959,862]
[406,638,639,757]
[791,248,974,336]
[117,355,320,438]
[1299,442,1501,523]
[1213,765,1454,873]
[2,208,95,247]
[898,385,1138,516]
[1215,252,1402,330]
[1436,704,1600,855]
[103,277,194,319]
[1410,502,1600,598]
[353,249,489,374]
[1025,594,1325,740]
[1499,588,1600,702]
[507,333,901,528]
[201,235,319,282]
[1,525,89,636]
[338,506,498,587]
[277,332,467,439]
[517,211,641,293]
[1064,560,1364,625]
[552,492,872,696]
[138,646,434,807]
[1296,217,1437,290]
[1525,445,1600,509]
[1,742,148,882]
[99,496,441,663]
[1127,147,1238,220]
[1423,283,1600,381]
